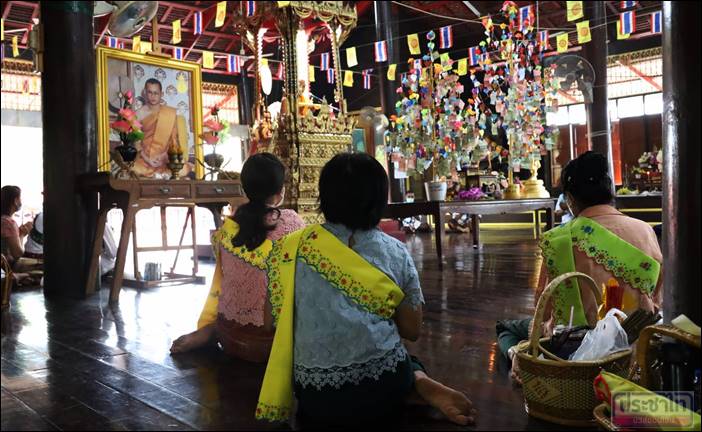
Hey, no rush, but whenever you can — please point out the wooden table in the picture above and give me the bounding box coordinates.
[383,198,556,267]
[80,173,247,304]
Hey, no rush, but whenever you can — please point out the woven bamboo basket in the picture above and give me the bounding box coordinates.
[515,272,632,427]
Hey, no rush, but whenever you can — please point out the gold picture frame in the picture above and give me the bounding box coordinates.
[96,47,204,179]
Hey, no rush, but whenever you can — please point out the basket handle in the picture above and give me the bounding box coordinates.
[529,271,602,358]
[635,324,701,388]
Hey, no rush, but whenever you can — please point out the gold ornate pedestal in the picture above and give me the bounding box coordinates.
[503,168,522,200]
[523,176,550,198]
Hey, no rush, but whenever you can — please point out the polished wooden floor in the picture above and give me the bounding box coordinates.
[2,228,571,431]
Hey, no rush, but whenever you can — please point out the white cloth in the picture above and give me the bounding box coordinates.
[556,194,574,224]
[24,213,44,254]
[100,226,117,276]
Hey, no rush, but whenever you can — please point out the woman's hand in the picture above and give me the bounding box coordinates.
[18,221,33,237]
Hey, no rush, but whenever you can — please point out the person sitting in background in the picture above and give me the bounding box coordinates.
[554,192,574,225]
[497,152,663,383]
[23,212,44,259]
[1,186,34,268]
[170,153,305,361]
[257,153,475,427]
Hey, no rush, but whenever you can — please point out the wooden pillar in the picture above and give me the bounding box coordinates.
[662,2,701,324]
[41,2,97,299]
[582,1,614,180]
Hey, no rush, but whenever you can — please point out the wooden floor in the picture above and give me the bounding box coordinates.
[1,228,571,431]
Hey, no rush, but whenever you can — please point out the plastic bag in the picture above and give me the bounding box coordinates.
[569,309,629,361]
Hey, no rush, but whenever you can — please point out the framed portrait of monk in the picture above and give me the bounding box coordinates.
[96,47,204,179]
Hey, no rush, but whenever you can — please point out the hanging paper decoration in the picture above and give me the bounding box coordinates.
[576,20,591,44]
[172,19,182,44]
[203,51,214,69]
[346,47,357,67]
[380,64,392,82]
[439,26,453,49]
[619,11,636,35]
[468,46,481,66]
[343,70,354,87]
[566,1,584,22]
[320,52,330,70]
[519,5,534,31]
[620,1,636,9]
[538,30,549,51]
[616,21,630,40]
[215,2,227,27]
[374,40,388,62]
[556,33,569,53]
[173,47,184,60]
[308,65,315,82]
[326,68,335,84]
[277,1,290,7]
[132,35,141,53]
[650,11,661,34]
[407,33,421,55]
[440,52,452,71]
[107,36,119,48]
[413,58,422,73]
[227,54,241,73]
[12,35,19,57]
[362,69,372,89]
[194,11,203,35]
[245,1,256,17]
[457,58,468,76]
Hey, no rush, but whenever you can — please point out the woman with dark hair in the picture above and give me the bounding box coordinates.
[170,153,305,361]
[257,153,475,427]
[498,151,663,382]
[1,186,34,266]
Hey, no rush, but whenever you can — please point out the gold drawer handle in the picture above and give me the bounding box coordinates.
[214,186,225,194]
[159,187,171,194]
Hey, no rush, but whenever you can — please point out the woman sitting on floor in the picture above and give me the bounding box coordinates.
[170,153,305,362]
[257,153,476,428]
[1,186,41,284]
[497,151,663,381]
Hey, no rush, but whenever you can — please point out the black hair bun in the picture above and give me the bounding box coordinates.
[577,151,608,183]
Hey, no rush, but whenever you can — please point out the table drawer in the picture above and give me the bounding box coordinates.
[140,184,191,198]
[195,183,244,198]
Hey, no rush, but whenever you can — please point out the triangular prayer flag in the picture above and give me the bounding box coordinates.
[387,63,396,81]
[12,35,19,57]
[457,58,468,76]
[407,33,421,55]
[566,1,584,22]
[132,35,141,53]
[140,41,152,54]
[619,11,636,35]
[172,19,181,44]
[616,21,630,40]
[203,51,214,69]
[308,65,315,82]
[216,2,227,27]
[650,11,662,34]
[343,70,354,87]
[439,26,453,49]
[194,11,203,35]
[556,33,569,53]
[577,20,591,44]
[346,47,357,67]
[374,40,388,62]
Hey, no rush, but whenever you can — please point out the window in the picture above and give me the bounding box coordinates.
[644,93,663,115]
[547,106,571,126]
[609,99,618,121]
[616,95,645,118]
[568,104,586,125]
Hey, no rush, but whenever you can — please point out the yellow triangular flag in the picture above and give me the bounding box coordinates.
[140,41,152,54]
[346,47,357,68]
[407,33,421,55]
[203,51,214,69]
[308,65,315,82]
[556,33,569,53]
[387,64,396,81]
[12,35,19,57]
[616,21,630,40]
[577,20,591,44]
[566,1,584,22]
[457,58,468,76]
[260,58,268,67]
[277,1,290,6]
[215,1,227,28]
[172,19,181,44]
[1,18,4,41]
[132,35,141,53]
[343,70,354,87]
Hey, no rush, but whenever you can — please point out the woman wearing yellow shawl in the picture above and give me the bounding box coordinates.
[257,153,476,427]
[170,153,305,361]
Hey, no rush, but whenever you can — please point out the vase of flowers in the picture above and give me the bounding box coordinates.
[110,90,143,164]
[199,106,229,179]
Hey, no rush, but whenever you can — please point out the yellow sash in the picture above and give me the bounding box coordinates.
[256,224,405,422]
[196,218,273,329]
[153,105,177,149]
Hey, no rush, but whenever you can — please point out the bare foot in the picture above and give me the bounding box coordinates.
[510,355,523,387]
[170,325,215,354]
[414,371,477,426]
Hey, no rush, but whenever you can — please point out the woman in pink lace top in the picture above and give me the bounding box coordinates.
[170,153,305,361]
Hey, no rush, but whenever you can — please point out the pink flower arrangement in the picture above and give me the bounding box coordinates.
[457,187,485,201]
[110,93,143,144]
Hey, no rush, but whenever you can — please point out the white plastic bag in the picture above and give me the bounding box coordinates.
[569,309,629,361]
